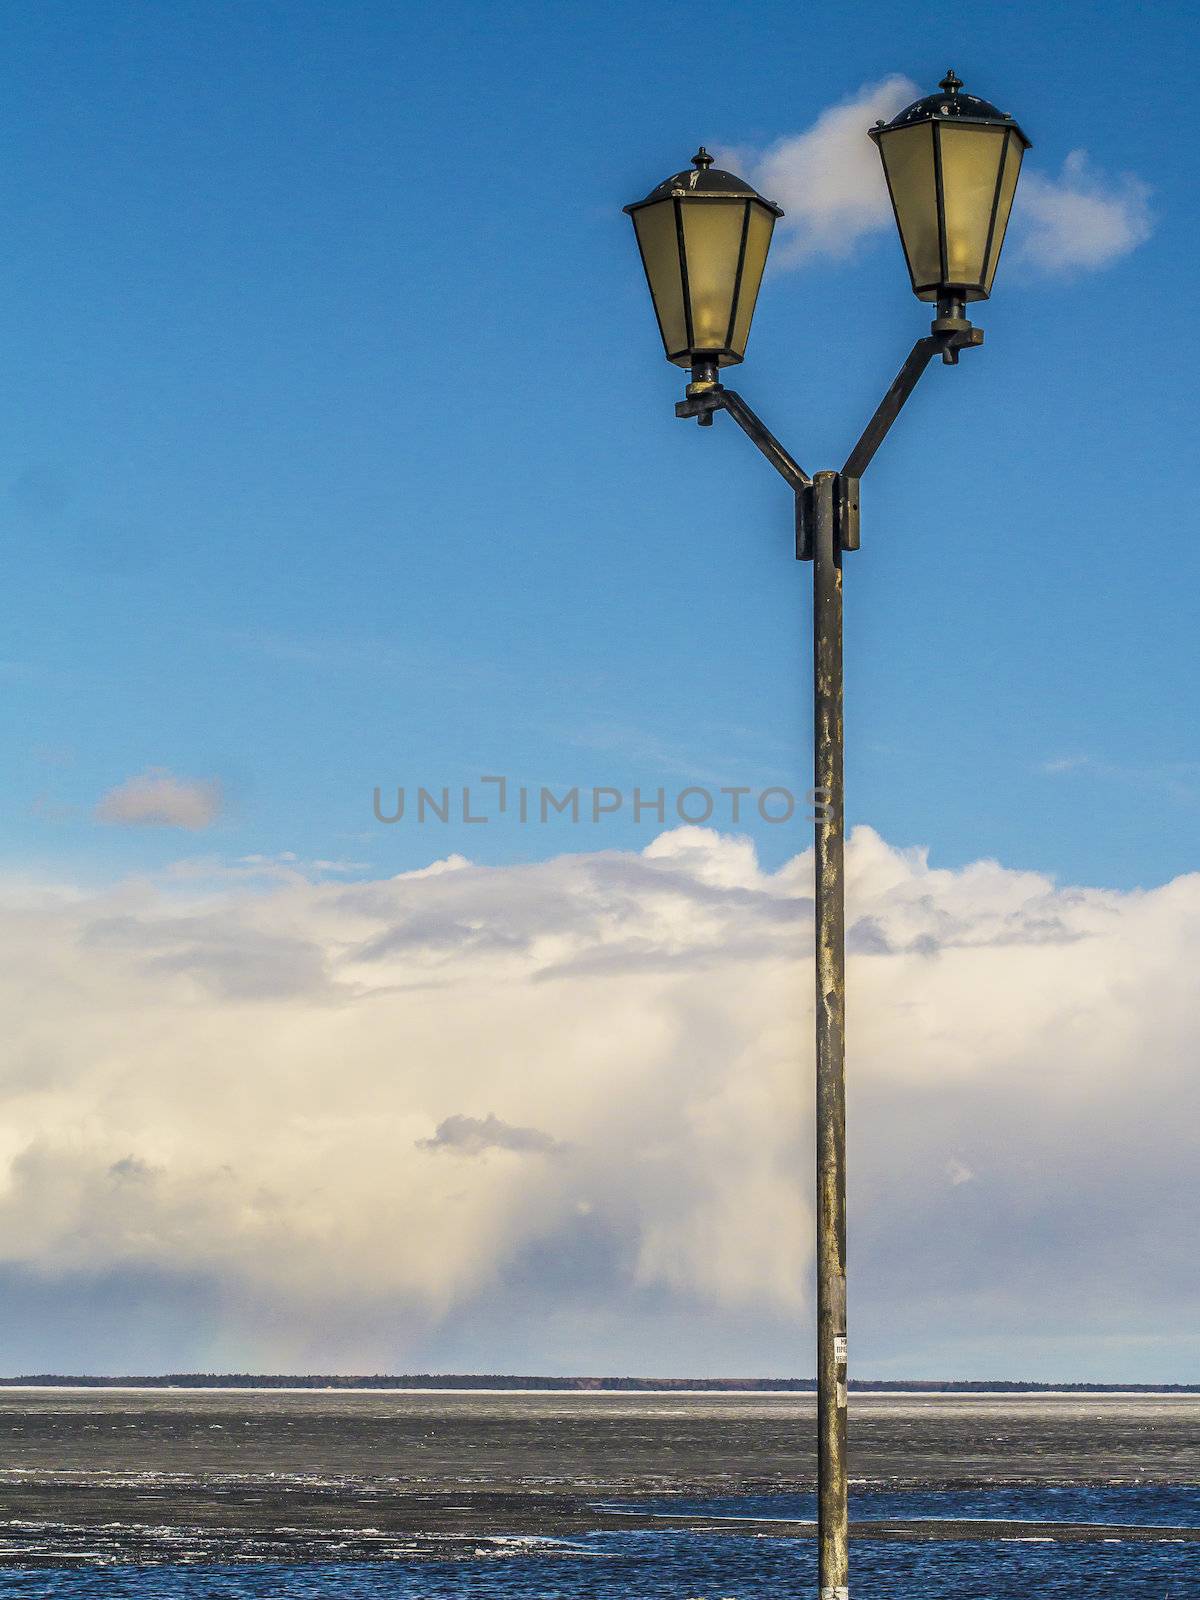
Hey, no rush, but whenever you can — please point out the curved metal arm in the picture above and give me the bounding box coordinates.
[676,386,810,490]
[671,311,981,503]
[842,321,984,478]
[842,337,938,478]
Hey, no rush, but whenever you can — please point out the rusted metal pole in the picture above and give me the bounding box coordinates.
[811,470,849,1600]
[672,352,966,1600]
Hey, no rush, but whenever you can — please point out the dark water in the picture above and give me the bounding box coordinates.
[615,1482,1200,1523]
[1,1520,1196,1600]
[1,1389,1196,1596]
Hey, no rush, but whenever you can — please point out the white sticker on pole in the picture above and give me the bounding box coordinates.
[820,1588,849,1600]
[834,1335,848,1365]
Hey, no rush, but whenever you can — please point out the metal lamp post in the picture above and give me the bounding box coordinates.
[625,71,1029,1600]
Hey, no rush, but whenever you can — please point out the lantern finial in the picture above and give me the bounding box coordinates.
[691,146,714,171]
[938,69,963,96]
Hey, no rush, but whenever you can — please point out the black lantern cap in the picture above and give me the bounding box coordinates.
[871,70,1031,148]
[625,148,784,216]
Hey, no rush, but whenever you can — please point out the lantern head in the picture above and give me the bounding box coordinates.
[871,71,1030,304]
[625,148,783,370]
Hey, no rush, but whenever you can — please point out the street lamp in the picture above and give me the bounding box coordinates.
[624,147,783,373]
[872,71,1030,311]
[625,70,1029,1600]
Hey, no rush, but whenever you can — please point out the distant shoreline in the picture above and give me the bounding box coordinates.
[3,1374,1197,1394]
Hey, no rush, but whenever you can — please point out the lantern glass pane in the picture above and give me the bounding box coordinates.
[729,202,775,359]
[939,122,1009,290]
[633,199,688,359]
[681,200,748,351]
[984,129,1025,294]
[879,122,940,295]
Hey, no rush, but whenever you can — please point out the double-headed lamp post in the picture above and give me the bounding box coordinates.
[625,72,1029,1600]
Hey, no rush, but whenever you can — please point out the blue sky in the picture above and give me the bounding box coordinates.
[1,0,1195,891]
[0,3,1198,1380]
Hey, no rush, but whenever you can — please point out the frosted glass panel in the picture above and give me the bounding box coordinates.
[984,129,1025,294]
[634,200,688,359]
[729,203,775,358]
[939,123,1008,289]
[680,201,747,351]
[879,122,939,295]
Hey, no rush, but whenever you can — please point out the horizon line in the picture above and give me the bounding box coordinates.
[4,1373,1198,1394]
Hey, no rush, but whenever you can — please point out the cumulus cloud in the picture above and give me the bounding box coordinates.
[730,87,1153,279]
[96,769,222,830]
[0,826,1196,1375]
[727,76,917,264]
[1016,150,1153,271]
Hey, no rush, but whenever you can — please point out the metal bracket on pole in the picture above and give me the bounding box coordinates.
[797,474,859,561]
[675,384,810,491]
[675,305,979,565]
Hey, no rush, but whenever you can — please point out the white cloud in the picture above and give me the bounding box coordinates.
[729,89,1152,280]
[96,769,222,831]
[0,827,1197,1374]
[1016,150,1153,272]
[726,76,917,265]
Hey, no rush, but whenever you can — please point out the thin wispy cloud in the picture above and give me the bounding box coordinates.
[1041,753,1196,802]
[96,769,222,831]
[418,1113,567,1158]
[1042,755,1092,775]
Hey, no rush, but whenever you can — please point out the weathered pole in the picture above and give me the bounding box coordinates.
[811,470,849,1599]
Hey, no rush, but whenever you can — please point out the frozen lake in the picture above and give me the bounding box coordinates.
[0,1388,1196,1593]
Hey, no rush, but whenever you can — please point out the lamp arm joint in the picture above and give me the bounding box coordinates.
[675,386,810,490]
